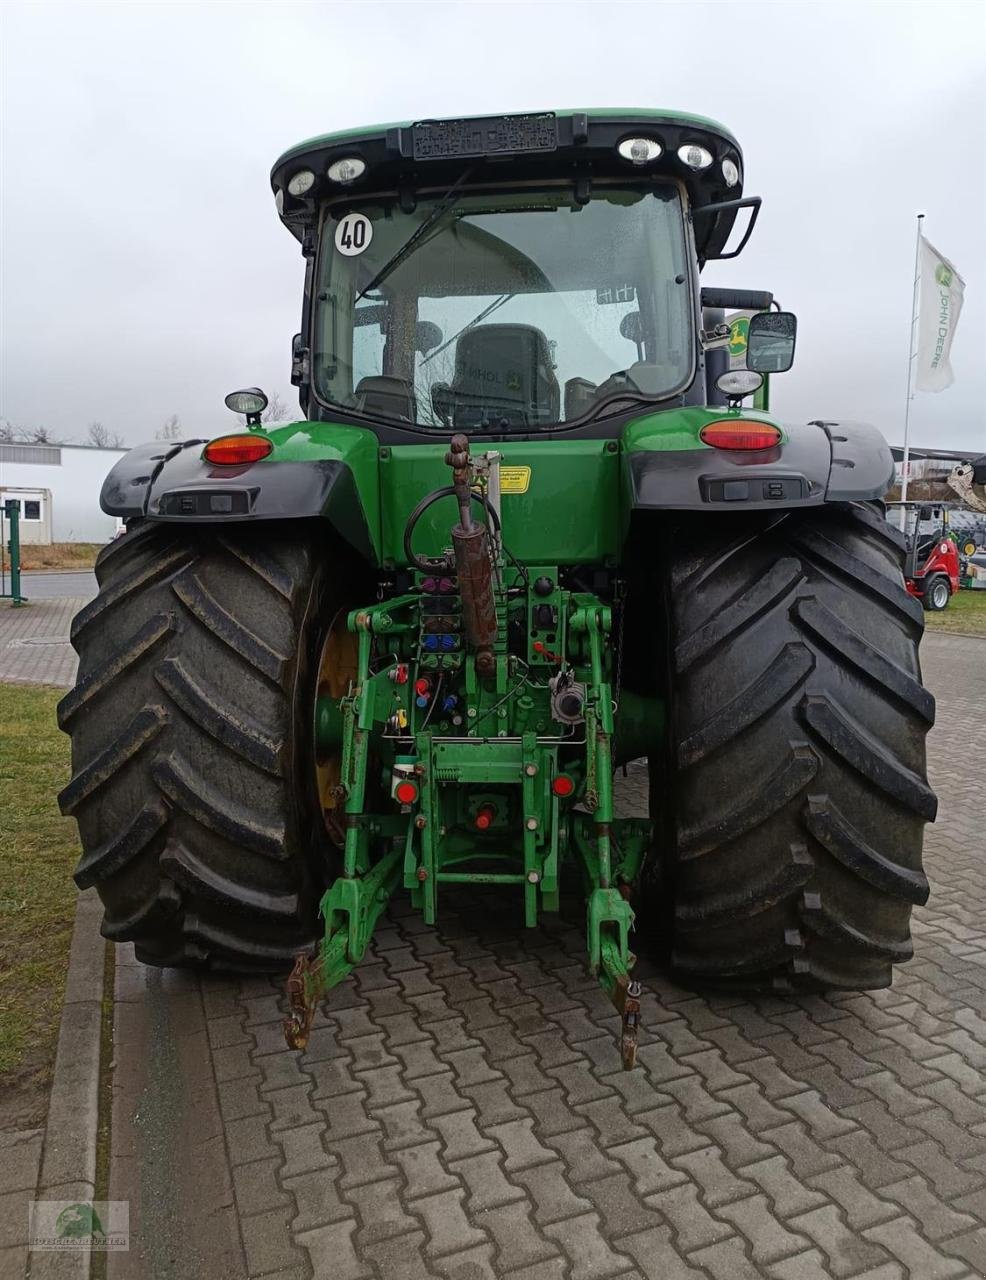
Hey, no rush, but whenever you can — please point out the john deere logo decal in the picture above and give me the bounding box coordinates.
[728,317,749,356]
[935,263,953,288]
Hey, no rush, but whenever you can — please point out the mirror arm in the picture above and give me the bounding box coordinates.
[692,196,762,261]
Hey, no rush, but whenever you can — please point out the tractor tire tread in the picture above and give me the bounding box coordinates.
[659,501,935,991]
[59,524,341,969]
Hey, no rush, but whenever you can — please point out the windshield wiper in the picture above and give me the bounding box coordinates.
[355,166,475,303]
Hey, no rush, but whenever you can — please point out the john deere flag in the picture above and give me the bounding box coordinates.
[916,237,965,392]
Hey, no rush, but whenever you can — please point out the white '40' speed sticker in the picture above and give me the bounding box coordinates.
[334,214,373,256]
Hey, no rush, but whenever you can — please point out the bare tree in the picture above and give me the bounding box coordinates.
[261,390,289,423]
[0,420,68,444]
[87,421,124,449]
[25,425,59,444]
[156,414,182,441]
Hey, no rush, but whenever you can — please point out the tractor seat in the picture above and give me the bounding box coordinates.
[355,376,416,422]
[913,535,941,570]
[448,324,560,428]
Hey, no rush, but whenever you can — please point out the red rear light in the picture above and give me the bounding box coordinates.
[203,435,273,465]
[551,774,576,798]
[700,420,782,451]
[395,780,418,805]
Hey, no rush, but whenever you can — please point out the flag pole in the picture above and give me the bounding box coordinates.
[899,212,924,506]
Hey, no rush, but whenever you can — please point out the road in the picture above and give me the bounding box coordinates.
[13,570,98,599]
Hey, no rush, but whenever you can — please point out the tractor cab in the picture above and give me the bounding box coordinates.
[888,501,960,611]
[270,110,796,438]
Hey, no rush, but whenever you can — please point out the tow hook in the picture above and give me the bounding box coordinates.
[283,952,320,1051]
[614,975,642,1070]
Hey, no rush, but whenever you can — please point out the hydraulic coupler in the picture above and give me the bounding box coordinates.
[446,433,497,676]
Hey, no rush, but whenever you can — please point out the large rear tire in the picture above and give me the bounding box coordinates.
[58,523,352,970]
[655,502,936,990]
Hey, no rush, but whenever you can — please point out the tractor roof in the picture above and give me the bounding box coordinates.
[271,109,746,261]
[273,108,738,170]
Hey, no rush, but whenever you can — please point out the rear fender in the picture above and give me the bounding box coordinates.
[100,427,380,563]
[623,409,895,512]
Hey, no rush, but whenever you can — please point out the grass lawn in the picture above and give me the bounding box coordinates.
[0,684,81,1127]
[924,588,986,636]
[18,542,102,572]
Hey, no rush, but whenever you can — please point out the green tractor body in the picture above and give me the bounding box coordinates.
[62,111,935,1066]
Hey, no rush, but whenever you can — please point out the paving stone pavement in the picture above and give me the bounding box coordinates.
[90,632,986,1280]
[5,591,984,1279]
[0,597,89,686]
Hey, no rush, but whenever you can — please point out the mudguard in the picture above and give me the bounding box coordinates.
[100,438,377,562]
[626,415,895,512]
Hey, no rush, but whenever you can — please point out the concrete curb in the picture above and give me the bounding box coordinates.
[925,627,986,641]
[28,889,106,1280]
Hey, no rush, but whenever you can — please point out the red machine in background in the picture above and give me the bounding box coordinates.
[887,502,960,611]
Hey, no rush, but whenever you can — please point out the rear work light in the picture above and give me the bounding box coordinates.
[203,435,273,465]
[700,420,782,451]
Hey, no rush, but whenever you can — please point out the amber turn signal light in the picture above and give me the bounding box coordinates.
[203,435,273,465]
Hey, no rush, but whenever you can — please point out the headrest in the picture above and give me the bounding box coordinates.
[354,376,415,422]
[451,324,558,425]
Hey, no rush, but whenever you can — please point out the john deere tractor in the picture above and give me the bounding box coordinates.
[60,111,936,1066]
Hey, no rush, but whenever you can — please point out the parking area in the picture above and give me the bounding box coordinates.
[94,631,986,1280]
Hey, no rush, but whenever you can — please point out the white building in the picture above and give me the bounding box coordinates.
[0,442,127,544]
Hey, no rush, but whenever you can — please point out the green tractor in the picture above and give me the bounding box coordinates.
[59,110,936,1066]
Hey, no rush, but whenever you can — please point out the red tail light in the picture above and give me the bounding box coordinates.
[700,420,782,451]
[203,435,273,465]
[551,774,576,798]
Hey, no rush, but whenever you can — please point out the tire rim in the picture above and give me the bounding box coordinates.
[932,582,949,609]
[314,609,359,844]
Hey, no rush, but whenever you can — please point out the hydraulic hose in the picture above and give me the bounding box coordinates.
[402,486,500,574]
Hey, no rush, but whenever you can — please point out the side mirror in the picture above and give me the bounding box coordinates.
[415,320,443,355]
[619,312,644,361]
[291,333,310,388]
[747,311,797,374]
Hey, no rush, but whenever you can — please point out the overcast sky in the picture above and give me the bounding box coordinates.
[1,0,984,452]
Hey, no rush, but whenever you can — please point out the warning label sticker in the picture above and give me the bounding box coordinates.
[499,466,531,494]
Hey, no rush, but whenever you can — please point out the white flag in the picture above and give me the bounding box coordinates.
[916,236,965,392]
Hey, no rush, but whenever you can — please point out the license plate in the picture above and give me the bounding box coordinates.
[412,113,557,161]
